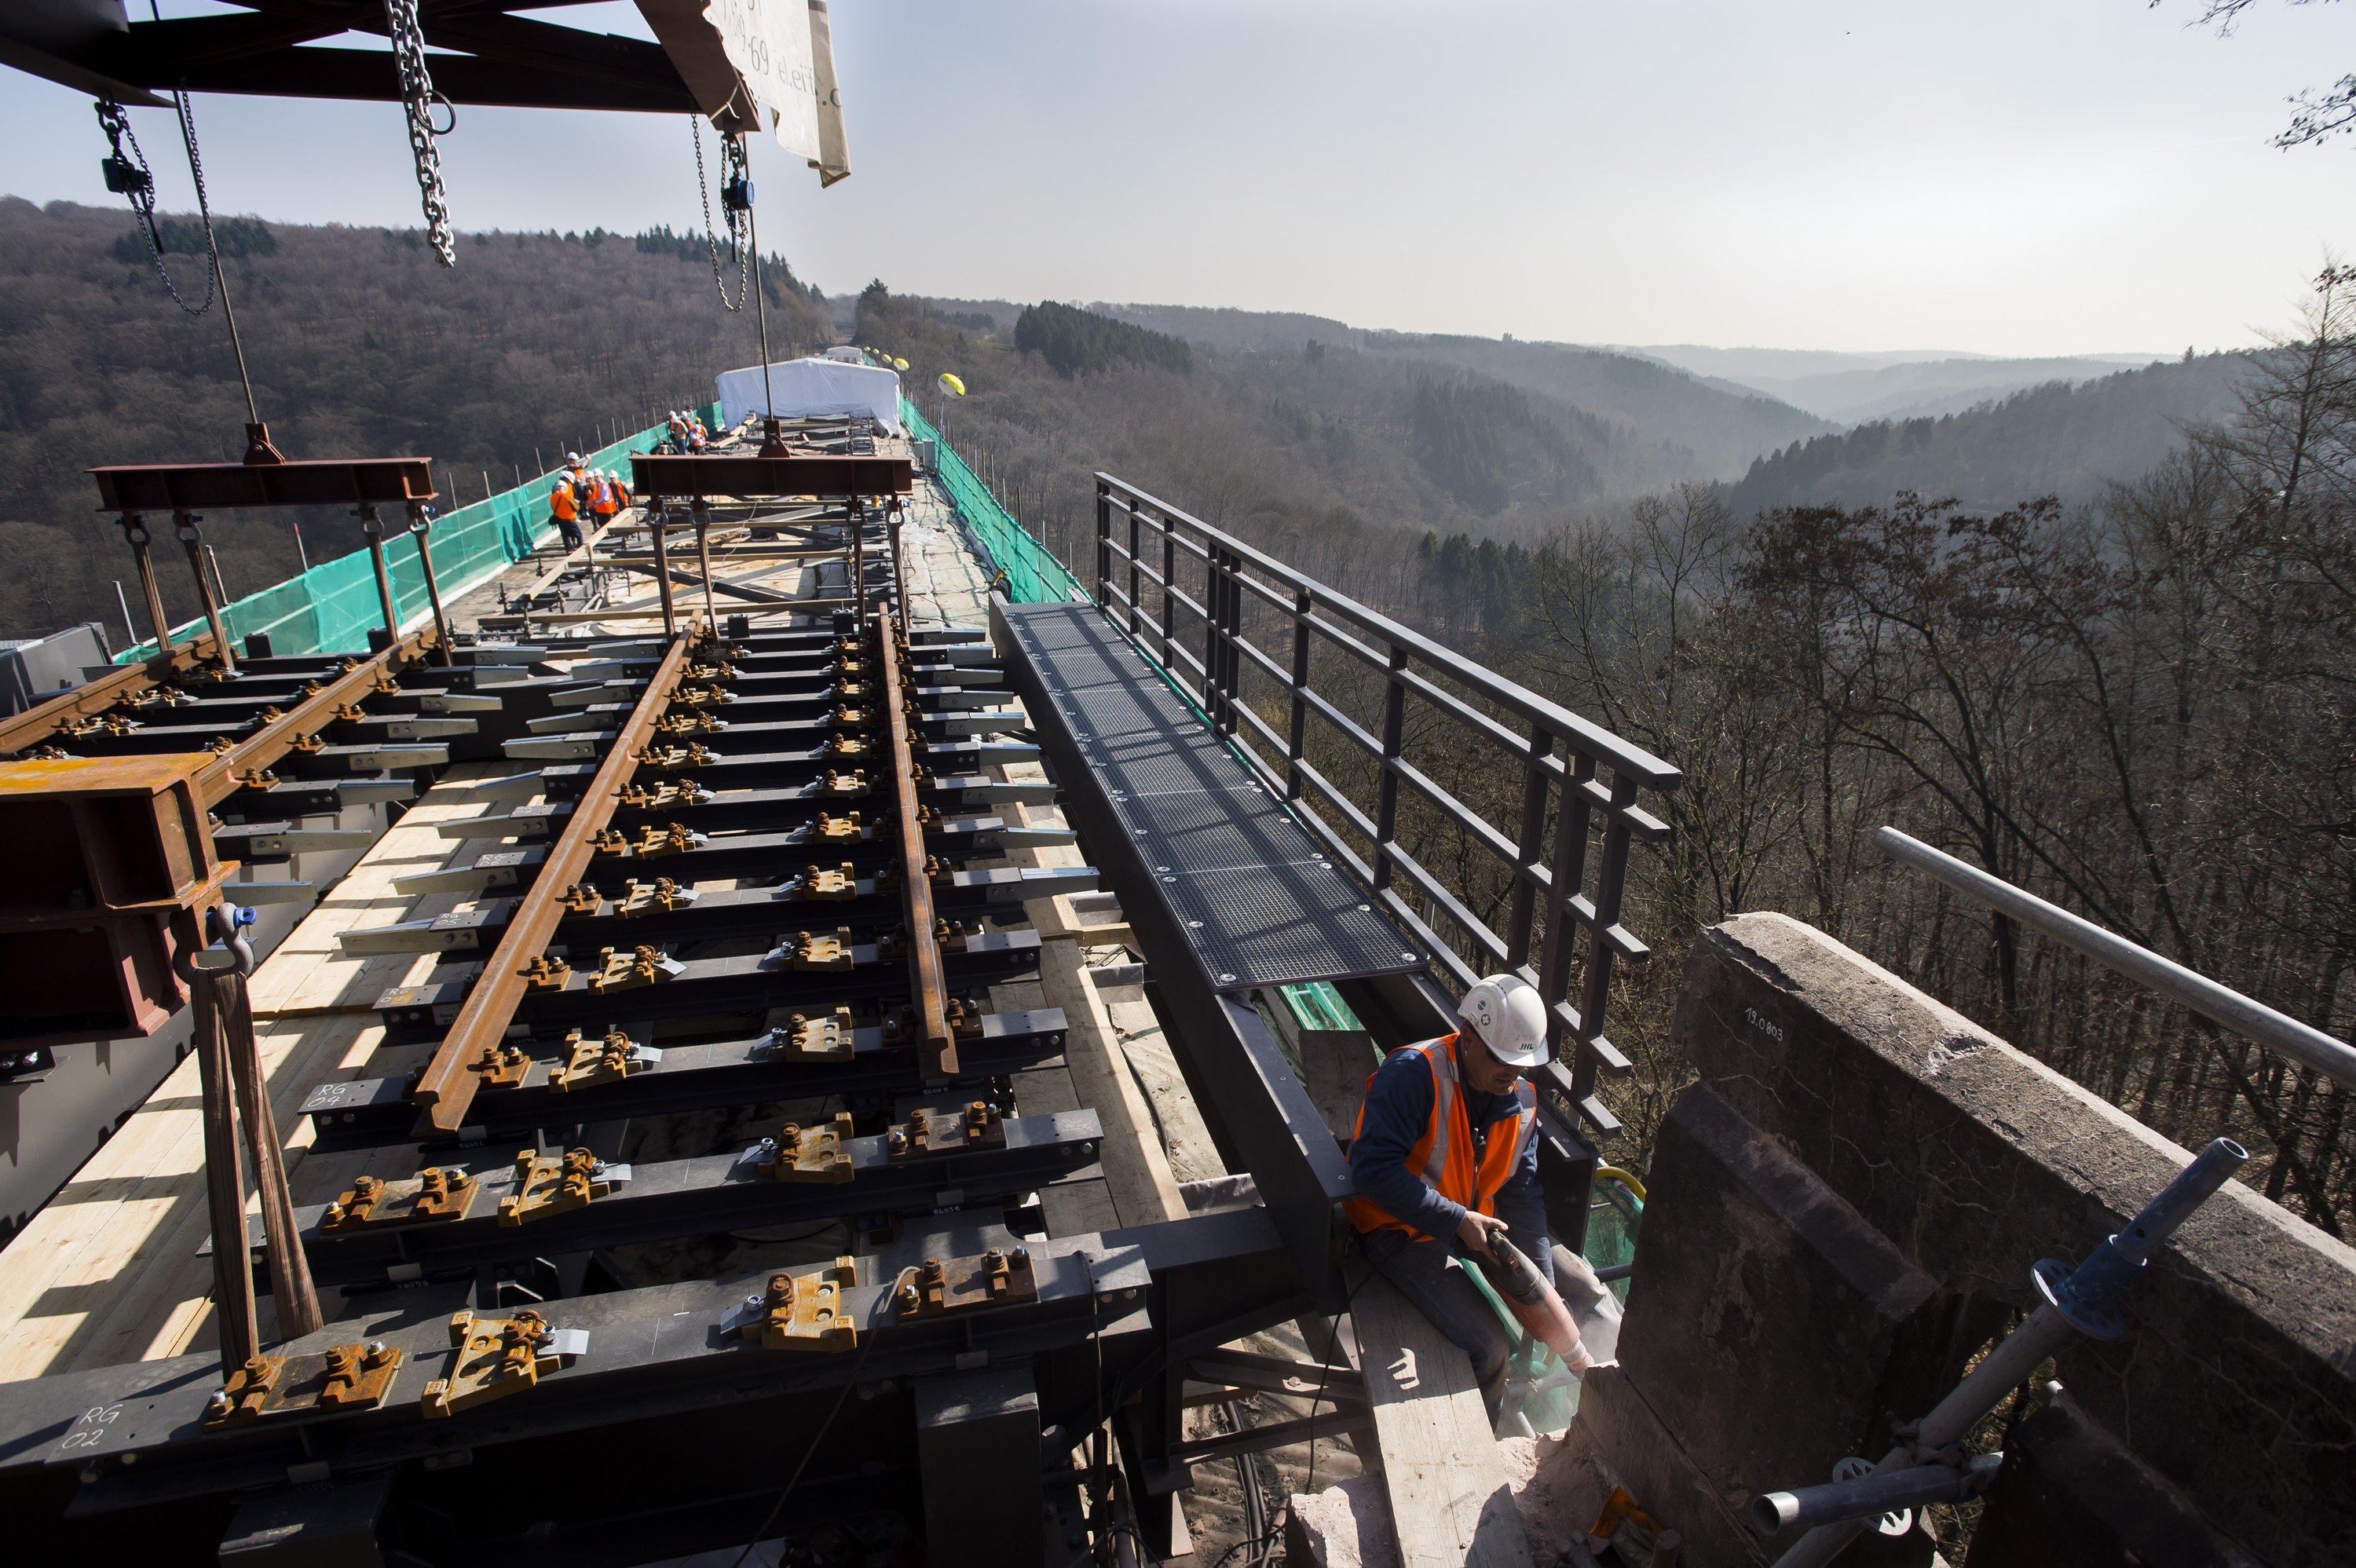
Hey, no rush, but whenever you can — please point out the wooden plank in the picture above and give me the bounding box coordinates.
[1000,791,1187,1229]
[1351,1267,1535,1568]
[246,763,507,1017]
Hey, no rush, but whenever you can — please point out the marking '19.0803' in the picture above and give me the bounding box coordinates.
[1746,1007,1786,1043]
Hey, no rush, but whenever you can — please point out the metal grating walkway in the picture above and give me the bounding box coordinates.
[998,602,1426,994]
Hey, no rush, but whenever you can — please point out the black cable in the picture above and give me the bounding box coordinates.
[726,1307,879,1568]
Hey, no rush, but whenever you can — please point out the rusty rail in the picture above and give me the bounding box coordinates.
[192,625,443,806]
[879,614,955,1077]
[409,625,699,1132]
[0,633,224,756]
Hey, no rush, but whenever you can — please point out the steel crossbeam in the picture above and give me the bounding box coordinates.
[301,1009,1072,1150]
[265,1110,1103,1288]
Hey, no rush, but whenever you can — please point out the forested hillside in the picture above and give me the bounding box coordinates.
[1727,353,2248,513]
[0,198,829,640]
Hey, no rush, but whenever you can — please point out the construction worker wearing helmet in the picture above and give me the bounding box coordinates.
[548,466,584,551]
[589,468,625,525]
[1344,973,1555,1422]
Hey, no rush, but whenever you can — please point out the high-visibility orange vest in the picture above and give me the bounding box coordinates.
[590,477,616,514]
[549,477,578,521]
[1342,1033,1537,1238]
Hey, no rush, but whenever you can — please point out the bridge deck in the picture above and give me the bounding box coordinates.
[996,601,1425,996]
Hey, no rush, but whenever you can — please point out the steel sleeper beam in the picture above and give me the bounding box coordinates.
[279,1109,1103,1287]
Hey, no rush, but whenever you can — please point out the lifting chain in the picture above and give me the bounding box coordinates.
[693,117,752,312]
[383,0,457,266]
[95,97,216,316]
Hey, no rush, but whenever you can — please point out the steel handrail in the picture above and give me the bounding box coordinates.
[1096,474,1679,787]
[1877,828,2356,1088]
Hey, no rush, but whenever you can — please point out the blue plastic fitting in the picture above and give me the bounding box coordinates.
[2035,1137,2248,1340]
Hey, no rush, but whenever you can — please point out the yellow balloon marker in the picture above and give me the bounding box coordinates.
[938,373,966,397]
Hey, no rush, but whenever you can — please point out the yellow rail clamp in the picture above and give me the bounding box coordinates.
[792,861,858,901]
[585,943,682,993]
[497,1147,614,1224]
[737,1258,861,1352]
[892,1246,1038,1320]
[616,875,693,917]
[631,821,702,858]
[764,1004,855,1062]
[819,769,869,798]
[551,1028,652,1093]
[202,1341,404,1427]
[782,927,854,972]
[815,810,862,842]
[421,1310,569,1418]
[755,1112,855,1182]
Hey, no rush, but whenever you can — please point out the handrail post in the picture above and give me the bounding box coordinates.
[1538,754,1597,1043]
[1372,642,1407,891]
[1575,773,1642,1106]
[1504,724,1553,968]
[1128,499,1143,638]
[1162,522,1176,671]
[1201,539,1225,726]
[1284,586,1312,800]
[1095,478,1111,605]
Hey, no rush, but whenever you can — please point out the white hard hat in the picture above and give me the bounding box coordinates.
[1458,974,1549,1068]
[565,451,582,464]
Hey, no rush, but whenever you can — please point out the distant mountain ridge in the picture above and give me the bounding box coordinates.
[1724,353,2249,515]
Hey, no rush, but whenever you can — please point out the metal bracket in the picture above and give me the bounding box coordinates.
[752,1112,855,1182]
[469,1042,532,1089]
[775,927,855,972]
[496,1147,617,1224]
[887,1101,1006,1159]
[586,944,685,992]
[630,821,706,858]
[892,1246,1038,1319]
[763,1005,855,1062]
[322,1165,481,1231]
[730,1257,861,1352]
[203,1342,404,1427]
[551,1028,657,1092]
[421,1310,584,1418]
[819,769,870,798]
[790,862,858,901]
[617,876,696,916]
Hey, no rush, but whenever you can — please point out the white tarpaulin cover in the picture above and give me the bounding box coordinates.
[714,357,903,434]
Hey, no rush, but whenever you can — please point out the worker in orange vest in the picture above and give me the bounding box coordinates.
[1344,973,1556,1422]
[687,414,710,451]
[589,468,624,527]
[548,466,583,550]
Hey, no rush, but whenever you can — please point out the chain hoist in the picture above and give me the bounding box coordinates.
[383,0,456,266]
[693,117,753,312]
[97,98,217,316]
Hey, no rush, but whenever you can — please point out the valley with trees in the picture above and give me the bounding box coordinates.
[4,192,2347,1231]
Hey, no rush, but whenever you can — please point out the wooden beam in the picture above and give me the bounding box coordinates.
[1352,1269,1536,1567]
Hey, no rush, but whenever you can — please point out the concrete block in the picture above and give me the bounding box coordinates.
[1671,913,2356,1568]
[1970,1391,2263,1567]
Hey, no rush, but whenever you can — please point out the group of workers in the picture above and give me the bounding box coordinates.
[663,408,712,452]
[545,449,631,552]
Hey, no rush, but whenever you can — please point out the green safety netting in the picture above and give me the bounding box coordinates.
[115,403,723,663]
[902,399,1088,605]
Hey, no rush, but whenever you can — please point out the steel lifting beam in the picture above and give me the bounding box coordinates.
[409,627,700,1133]
[880,613,956,1078]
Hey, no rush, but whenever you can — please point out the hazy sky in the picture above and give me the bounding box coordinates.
[5,2,2354,356]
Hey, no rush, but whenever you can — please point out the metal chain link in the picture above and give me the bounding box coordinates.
[96,99,216,316]
[382,0,455,266]
[693,117,751,312]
